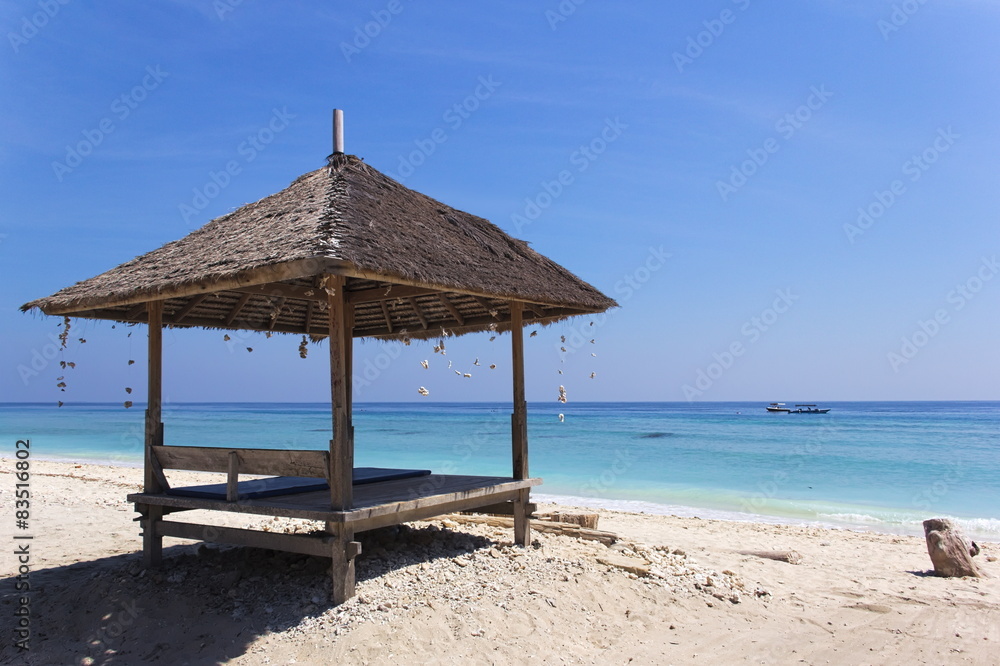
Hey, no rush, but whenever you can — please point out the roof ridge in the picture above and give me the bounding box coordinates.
[312,157,352,260]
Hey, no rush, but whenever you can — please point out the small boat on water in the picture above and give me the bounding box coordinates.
[789,404,830,414]
[766,403,831,414]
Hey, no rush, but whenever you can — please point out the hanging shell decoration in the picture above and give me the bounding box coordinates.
[58,317,71,348]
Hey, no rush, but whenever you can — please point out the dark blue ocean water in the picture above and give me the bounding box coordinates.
[3,401,998,540]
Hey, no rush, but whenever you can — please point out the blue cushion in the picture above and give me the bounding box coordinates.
[167,467,431,500]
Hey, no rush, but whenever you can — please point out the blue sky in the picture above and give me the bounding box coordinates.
[2,1,998,404]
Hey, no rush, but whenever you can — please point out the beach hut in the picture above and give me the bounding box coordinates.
[21,113,616,603]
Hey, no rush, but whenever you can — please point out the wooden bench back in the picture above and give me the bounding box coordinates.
[152,445,330,479]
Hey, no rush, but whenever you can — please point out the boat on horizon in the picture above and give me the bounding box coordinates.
[789,404,830,414]
[766,403,831,414]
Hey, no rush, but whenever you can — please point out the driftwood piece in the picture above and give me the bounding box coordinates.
[596,554,650,577]
[536,512,600,529]
[439,513,617,546]
[923,518,983,578]
[738,550,803,565]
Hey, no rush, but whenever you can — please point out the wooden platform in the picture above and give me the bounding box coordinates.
[129,474,541,533]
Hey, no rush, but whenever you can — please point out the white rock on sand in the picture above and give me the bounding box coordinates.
[1,460,998,664]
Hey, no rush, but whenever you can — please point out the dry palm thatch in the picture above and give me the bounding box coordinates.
[22,154,616,339]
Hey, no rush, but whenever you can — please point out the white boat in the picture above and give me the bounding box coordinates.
[766,403,790,413]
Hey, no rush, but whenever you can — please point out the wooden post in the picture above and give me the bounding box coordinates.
[327,275,353,511]
[327,521,358,604]
[326,275,357,603]
[143,300,164,567]
[510,301,530,546]
[344,300,355,488]
[144,300,164,491]
[344,300,354,424]
[142,505,163,568]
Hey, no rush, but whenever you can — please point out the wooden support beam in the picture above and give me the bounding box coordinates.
[145,301,164,493]
[514,487,531,547]
[407,297,429,329]
[41,258,338,315]
[126,477,541,526]
[152,445,330,478]
[142,505,163,568]
[225,292,253,327]
[356,307,590,340]
[328,522,357,605]
[524,303,545,318]
[125,302,146,321]
[304,299,316,335]
[157,520,333,558]
[226,451,240,502]
[438,294,465,326]
[471,295,497,316]
[143,302,165,569]
[510,301,528,480]
[461,501,537,517]
[172,293,208,323]
[327,275,353,513]
[441,513,615,546]
[510,300,530,547]
[69,303,594,338]
[379,300,393,334]
[346,283,441,305]
[344,302,354,421]
[230,282,326,303]
[148,445,170,491]
[267,297,287,331]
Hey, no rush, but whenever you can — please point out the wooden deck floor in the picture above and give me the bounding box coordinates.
[128,474,541,532]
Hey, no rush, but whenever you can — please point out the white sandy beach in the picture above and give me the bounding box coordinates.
[2,459,998,665]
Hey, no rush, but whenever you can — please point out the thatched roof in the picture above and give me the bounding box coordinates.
[22,154,616,339]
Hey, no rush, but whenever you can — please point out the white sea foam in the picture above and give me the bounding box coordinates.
[534,493,823,527]
[537,493,1000,543]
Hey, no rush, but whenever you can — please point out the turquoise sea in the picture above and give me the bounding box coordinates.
[3,401,998,542]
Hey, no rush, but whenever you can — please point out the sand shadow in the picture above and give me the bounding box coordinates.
[0,523,498,665]
[906,569,939,578]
